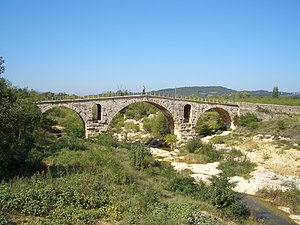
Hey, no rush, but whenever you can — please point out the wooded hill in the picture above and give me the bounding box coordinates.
[150,86,299,98]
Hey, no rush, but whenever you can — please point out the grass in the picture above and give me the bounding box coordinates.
[257,185,300,214]
[235,115,300,145]
[0,134,259,225]
[218,149,257,179]
[183,137,256,178]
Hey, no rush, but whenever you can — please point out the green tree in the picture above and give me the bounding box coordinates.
[164,134,177,150]
[152,112,170,139]
[0,56,5,76]
[272,86,279,98]
[0,58,40,179]
[195,111,224,136]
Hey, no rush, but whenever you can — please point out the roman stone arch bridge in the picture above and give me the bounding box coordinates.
[36,94,300,143]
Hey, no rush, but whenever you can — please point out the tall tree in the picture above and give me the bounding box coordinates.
[272,86,279,98]
[0,56,4,75]
[0,57,40,179]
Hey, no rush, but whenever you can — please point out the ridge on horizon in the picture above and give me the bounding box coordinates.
[152,86,297,97]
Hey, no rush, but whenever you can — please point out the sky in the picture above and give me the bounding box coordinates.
[1,0,300,95]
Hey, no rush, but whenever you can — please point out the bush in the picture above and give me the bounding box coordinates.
[196,111,224,136]
[151,112,170,139]
[49,137,87,152]
[185,137,203,153]
[238,114,261,130]
[195,143,224,163]
[185,211,223,225]
[209,175,236,209]
[94,133,119,148]
[0,212,12,225]
[164,134,178,150]
[258,184,300,214]
[129,144,151,170]
[218,149,256,178]
[211,136,226,144]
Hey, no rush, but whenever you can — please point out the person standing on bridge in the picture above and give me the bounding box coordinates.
[142,85,145,94]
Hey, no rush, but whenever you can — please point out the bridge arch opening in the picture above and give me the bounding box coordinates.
[108,102,174,143]
[184,104,191,123]
[195,107,231,136]
[37,106,85,140]
[92,104,102,121]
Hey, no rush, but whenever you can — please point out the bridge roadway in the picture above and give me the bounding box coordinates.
[36,94,300,142]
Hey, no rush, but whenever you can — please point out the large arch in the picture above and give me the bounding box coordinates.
[37,105,86,138]
[201,106,232,129]
[108,100,175,134]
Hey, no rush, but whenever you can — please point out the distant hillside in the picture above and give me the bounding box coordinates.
[151,86,297,98]
[152,86,236,98]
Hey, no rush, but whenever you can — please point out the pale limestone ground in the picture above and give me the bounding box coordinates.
[231,135,300,177]
[149,133,300,224]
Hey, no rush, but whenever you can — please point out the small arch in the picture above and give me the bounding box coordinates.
[184,104,191,123]
[92,104,102,120]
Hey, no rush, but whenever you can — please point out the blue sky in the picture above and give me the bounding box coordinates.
[1,0,300,95]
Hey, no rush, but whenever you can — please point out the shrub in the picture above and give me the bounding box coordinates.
[142,117,152,133]
[94,133,119,148]
[196,111,224,136]
[211,135,226,144]
[218,149,256,178]
[195,143,224,163]
[0,212,12,225]
[49,137,87,152]
[258,184,300,214]
[185,211,223,225]
[209,175,236,209]
[129,144,151,170]
[124,122,140,132]
[151,112,170,139]
[238,114,261,130]
[185,137,203,153]
[164,134,178,150]
[277,119,286,130]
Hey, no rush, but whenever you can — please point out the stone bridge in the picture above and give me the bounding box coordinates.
[36,95,300,142]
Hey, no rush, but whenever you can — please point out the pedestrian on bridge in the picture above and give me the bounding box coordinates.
[142,85,145,94]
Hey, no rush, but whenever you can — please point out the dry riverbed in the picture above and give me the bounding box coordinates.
[149,133,300,224]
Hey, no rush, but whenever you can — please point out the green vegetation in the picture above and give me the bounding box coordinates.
[272,86,279,98]
[195,110,225,136]
[234,113,300,144]
[0,134,255,224]
[218,149,256,178]
[238,114,262,130]
[119,102,158,121]
[109,102,171,142]
[184,138,224,164]
[164,134,178,150]
[211,135,229,144]
[3,57,300,224]
[257,185,300,214]
[0,77,40,179]
[154,86,300,106]
[0,59,255,224]
[183,137,256,178]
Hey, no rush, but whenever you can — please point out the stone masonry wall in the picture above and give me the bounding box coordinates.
[37,96,298,143]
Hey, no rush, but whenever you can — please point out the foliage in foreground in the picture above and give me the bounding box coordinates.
[0,134,254,224]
